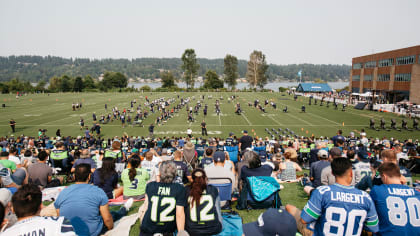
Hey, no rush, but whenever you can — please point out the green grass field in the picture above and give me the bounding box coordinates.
[4,92,419,234]
[0,92,418,140]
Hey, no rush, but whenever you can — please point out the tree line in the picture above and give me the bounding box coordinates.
[0,55,350,83]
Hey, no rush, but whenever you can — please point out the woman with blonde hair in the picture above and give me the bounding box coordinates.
[279,152,302,182]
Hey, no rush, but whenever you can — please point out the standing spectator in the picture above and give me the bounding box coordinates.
[3,184,76,235]
[300,158,379,235]
[54,164,132,236]
[239,130,253,153]
[94,123,101,138]
[9,119,16,133]
[331,129,345,146]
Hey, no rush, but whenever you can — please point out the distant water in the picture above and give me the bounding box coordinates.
[128,81,348,90]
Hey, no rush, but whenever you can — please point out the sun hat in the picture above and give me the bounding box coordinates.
[185,142,195,150]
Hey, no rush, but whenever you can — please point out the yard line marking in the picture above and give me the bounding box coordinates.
[241,113,252,126]
[267,114,284,126]
[306,112,340,125]
[285,112,314,126]
[218,114,222,126]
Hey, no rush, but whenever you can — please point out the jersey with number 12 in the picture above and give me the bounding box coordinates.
[370,184,420,236]
[301,184,379,236]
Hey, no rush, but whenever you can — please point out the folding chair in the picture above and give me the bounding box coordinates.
[208,177,233,209]
[245,176,282,209]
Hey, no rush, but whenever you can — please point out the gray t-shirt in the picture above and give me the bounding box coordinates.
[28,162,52,187]
[310,160,330,188]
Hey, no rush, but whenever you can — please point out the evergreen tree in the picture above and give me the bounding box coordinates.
[181,49,200,89]
[224,54,238,89]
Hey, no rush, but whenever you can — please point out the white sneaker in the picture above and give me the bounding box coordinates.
[124,198,134,211]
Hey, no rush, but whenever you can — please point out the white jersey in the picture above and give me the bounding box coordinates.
[3,216,75,236]
[353,161,372,184]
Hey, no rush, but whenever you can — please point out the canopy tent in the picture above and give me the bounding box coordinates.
[296,83,332,93]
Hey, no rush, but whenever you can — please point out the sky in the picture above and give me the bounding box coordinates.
[0,0,419,65]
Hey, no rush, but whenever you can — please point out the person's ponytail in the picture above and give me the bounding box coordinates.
[128,155,141,182]
[189,169,207,208]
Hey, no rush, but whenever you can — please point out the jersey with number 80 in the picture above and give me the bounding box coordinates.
[370,184,420,236]
[301,184,379,236]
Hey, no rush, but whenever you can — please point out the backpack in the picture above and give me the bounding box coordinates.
[215,211,243,236]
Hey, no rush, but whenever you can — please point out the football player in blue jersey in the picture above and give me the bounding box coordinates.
[370,162,420,235]
[300,158,379,236]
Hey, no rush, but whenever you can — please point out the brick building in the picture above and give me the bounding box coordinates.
[349,45,420,104]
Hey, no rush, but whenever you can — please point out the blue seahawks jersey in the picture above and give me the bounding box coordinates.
[301,184,379,235]
[370,184,420,236]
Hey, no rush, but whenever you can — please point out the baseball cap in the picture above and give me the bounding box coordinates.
[213,151,225,163]
[242,208,297,236]
[243,130,248,134]
[132,148,139,153]
[167,149,173,154]
[317,149,328,159]
[0,188,12,206]
[229,132,234,136]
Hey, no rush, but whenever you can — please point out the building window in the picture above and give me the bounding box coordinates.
[353,63,362,69]
[364,61,376,68]
[396,55,415,65]
[352,75,360,81]
[394,73,411,82]
[378,58,394,67]
[378,74,390,81]
[364,74,373,81]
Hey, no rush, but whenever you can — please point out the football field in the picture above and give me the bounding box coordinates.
[0,92,418,140]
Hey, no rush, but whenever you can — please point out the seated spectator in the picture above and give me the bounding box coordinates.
[55,164,133,236]
[303,149,330,196]
[140,161,188,236]
[104,141,126,162]
[279,152,302,182]
[320,147,343,186]
[243,208,297,236]
[71,149,96,173]
[92,157,122,199]
[141,151,161,182]
[7,147,21,169]
[121,155,149,200]
[173,150,192,184]
[296,158,379,235]
[185,169,222,236]
[184,142,198,169]
[50,142,73,173]
[0,188,17,231]
[370,162,420,235]
[223,151,236,175]
[205,151,236,196]
[200,148,214,169]
[0,152,16,173]
[27,150,62,188]
[240,151,273,184]
[3,184,76,235]
[0,161,27,190]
